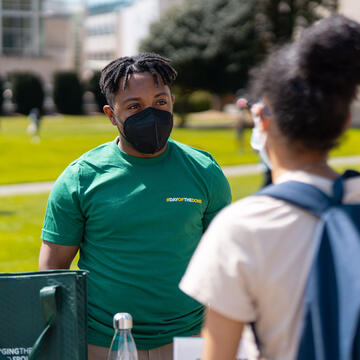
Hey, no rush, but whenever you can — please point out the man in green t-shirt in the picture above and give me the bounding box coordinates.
[39,53,231,360]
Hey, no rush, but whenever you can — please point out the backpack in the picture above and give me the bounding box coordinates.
[257,170,360,360]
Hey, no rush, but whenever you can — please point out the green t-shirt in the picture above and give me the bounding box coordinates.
[41,138,231,349]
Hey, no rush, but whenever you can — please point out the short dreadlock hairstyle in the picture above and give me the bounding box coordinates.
[100,53,177,106]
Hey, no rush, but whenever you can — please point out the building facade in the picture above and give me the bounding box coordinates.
[0,0,83,84]
[0,0,44,57]
[83,0,185,74]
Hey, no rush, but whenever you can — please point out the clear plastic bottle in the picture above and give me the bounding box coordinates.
[107,313,138,360]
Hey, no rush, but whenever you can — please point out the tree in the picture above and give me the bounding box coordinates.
[87,71,107,112]
[0,76,3,115]
[53,71,83,115]
[141,0,259,95]
[140,0,338,96]
[11,73,44,115]
[256,0,338,51]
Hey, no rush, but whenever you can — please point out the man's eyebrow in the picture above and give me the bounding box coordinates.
[154,92,170,98]
[121,97,141,105]
[121,92,170,105]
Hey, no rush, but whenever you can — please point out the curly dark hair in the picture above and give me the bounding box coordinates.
[99,53,177,106]
[250,15,360,151]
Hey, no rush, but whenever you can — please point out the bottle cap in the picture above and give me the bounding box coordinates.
[113,313,133,330]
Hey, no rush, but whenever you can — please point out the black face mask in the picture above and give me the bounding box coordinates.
[114,107,173,154]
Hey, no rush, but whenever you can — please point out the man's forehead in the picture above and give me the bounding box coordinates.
[119,71,166,89]
[114,71,171,105]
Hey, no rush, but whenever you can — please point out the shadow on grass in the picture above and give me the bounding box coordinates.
[0,210,15,216]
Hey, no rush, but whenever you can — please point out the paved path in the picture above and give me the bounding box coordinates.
[0,155,359,197]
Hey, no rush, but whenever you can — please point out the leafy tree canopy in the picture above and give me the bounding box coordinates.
[141,0,337,95]
[87,71,107,112]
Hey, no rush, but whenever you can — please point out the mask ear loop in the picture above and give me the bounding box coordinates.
[111,107,125,126]
[111,107,129,143]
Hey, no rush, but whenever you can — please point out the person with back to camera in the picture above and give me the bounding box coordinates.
[180,15,360,360]
[38,53,231,360]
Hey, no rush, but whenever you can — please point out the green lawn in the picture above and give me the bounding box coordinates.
[0,193,48,272]
[0,173,264,272]
[2,164,360,273]
[1,114,360,272]
[0,115,257,184]
[1,115,360,185]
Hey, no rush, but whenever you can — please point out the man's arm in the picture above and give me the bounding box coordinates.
[39,240,79,270]
[202,307,244,360]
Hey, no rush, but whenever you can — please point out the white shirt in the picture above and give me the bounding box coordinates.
[180,171,360,360]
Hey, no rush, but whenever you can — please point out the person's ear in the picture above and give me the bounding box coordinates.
[103,105,117,126]
[171,94,175,105]
[259,116,270,133]
[257,105,271,132]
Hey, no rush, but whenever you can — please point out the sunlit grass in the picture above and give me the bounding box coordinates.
[1,113,360,272]
[0,172,262,272]
[1,115,360,185]
[2,163,360,272]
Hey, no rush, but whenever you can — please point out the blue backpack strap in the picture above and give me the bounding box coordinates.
[333,169,360,202]
[251,179,335,353]
[257,180,334,217]
[257,170,360,360]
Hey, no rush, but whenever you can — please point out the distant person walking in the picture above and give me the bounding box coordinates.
[236,97,272,186]
[234,97,249,152]
[27,107,41,142]
[180,15,360,360]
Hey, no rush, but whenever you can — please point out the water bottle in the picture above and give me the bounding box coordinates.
[107,313,138,360]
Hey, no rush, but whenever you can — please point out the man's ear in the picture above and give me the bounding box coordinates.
[103,105,117,126]
[171,94,175,104]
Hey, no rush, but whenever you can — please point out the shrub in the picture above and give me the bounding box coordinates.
[87,71,107,112]
[11,72,44,115]
[53,71,83,114]
[0,76,3,115]
[173,89,212,127]
[188,90,212,113]
[174,89,212,114]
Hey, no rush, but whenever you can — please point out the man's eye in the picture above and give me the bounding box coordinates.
[128,104,139,110]
[157,99,167,105]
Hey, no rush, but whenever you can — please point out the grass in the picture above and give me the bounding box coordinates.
[2,164,360,273]
[1,113,360,272]
[0,115,258,184]
[0,193,48,272]
[1,115,360,184]
[0,174,263,272]
[0,115,113,185]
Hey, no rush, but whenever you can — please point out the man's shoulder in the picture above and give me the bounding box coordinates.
[80,141,115,160]
[71,141,116,167]
[58,141,116,181]
[169,139,219,169]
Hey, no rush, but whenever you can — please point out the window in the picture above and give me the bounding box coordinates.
[88,52,114,61]
[87,24,115,37]
[2,15,35,56]
[2,0,32,11]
